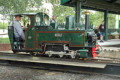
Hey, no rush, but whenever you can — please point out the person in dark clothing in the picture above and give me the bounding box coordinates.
[99,21,105,42]
[94,27,100,40]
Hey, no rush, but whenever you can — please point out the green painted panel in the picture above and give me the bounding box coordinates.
[8,27,14,49]
[26,28,34,48]
[26,16,35,49]
[79,49,88,58]
[37,31,85,47]
[61,0,71,5]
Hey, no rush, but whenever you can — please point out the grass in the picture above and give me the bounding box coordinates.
[0,38,10,44]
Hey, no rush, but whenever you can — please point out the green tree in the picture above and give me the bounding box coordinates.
[0,0,43,15]
[89,11,116,28]
[0,0,44,29]
[0,22,8,29]
[0,0,116,29]
[48,0,87,23]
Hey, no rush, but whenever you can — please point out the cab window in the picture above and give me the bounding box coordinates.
[35,15,41,26]
[44,16,49,25]
[20,15,31,28]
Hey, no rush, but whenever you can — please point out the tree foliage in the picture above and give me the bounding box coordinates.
[48,0,116,28]
[0,0,117,29]
[89,12,116,28]
[0,0,43,14]
[0,22,8,29]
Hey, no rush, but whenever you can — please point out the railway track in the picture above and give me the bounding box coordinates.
[0,52,120,64]
[0,52,120,77]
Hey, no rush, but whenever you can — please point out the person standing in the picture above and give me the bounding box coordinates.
[99,21,105,42]
[94,26,100,40]
[50,16,57,23]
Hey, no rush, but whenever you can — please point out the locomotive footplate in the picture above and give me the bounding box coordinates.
[0,52,120,76]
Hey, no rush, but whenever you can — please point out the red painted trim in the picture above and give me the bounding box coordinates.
[36,31,85,33]
[92,45,99,58]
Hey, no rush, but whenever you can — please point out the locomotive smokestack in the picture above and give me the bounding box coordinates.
[85,11,90,30]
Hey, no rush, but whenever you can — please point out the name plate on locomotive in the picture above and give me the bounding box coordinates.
[55,33,62,37]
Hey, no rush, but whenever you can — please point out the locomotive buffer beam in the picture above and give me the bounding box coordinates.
[0,52,120,76]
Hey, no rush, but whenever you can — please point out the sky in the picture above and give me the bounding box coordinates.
[42,2,53,17]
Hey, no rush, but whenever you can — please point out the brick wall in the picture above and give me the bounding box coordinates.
[0,44,11,51]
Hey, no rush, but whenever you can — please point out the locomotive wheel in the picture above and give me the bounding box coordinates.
[48,54,52,57]
[30,52,36,56]
[75,55,80,59]
[59,54,64,58]
[70,55,75,59]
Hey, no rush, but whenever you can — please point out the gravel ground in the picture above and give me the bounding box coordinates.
[0,65,119,80]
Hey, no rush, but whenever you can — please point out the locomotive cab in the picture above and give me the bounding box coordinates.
[8,12,49,53]
[8,13,33,51]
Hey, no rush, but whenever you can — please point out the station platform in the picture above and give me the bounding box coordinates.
[97,39,120,59]
[98,39,120,47]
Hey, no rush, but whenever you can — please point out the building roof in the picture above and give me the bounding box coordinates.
[83,0,120,14]
[11,12,47,16]
[61,0,120,14]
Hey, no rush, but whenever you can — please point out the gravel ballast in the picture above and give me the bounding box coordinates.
[0,65,119,80]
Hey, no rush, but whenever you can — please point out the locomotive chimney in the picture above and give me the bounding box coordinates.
[75,0,81,24]
[85,11,90,30]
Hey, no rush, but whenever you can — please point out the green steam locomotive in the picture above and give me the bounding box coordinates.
[8,0,100,59]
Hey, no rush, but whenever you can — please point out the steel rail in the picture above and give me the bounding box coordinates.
[0,52,120,64]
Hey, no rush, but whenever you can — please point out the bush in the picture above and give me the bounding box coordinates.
[0,38,10,44]
[0,22,9,29]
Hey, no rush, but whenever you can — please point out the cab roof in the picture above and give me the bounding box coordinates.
[11,12,46,16]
